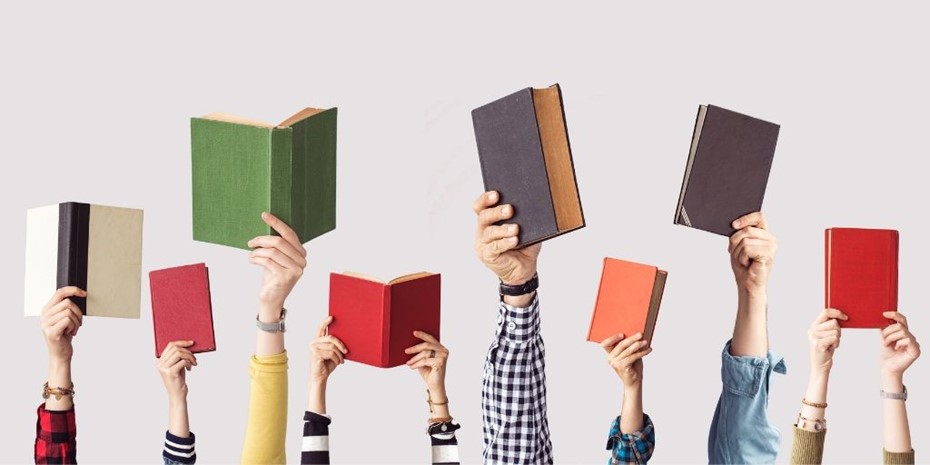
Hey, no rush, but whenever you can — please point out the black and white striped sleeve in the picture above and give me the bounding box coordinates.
[429,420,461,465]
[301,411,331,465]
[163,431,196,465]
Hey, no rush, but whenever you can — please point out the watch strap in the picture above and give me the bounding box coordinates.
[499,274,539,296]
[256,307,287,333]
[880,385,907,401]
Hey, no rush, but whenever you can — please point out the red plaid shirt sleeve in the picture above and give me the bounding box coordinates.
[35,403,77,465]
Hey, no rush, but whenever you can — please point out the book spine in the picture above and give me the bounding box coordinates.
[382,285,392,368]
[890,232,899,311]
[269,128,294,235]
[57,202,90,314]
[824,229,831,310]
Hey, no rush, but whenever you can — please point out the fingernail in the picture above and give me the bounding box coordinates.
[732,220,741,228]
[508,225,517,233]
[489,192,498,200]
[502,205,511,214]
[508,237,518,244]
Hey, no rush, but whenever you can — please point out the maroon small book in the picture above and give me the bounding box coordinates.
[150,263,215,357]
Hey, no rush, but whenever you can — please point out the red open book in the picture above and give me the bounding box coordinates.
[328,272,440,368]
[825,228,899,328]
[587,258,667,346]
[149,263,215,357]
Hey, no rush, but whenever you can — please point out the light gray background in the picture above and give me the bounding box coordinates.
[1,2,927,463]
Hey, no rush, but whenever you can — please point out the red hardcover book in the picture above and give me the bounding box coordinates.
[825,228,899,328]
[150,263,216,357]
[587,258,667,346]
[328,272,440,368]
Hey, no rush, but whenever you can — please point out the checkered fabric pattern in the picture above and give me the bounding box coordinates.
[482,295,553,464]
[34,404,77,465]
[606,414,655,464]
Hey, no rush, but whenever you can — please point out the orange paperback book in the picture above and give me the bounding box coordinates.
[587,258,667,346]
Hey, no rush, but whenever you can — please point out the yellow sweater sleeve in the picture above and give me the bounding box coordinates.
[790,426,825,465]
[241,351,288,465]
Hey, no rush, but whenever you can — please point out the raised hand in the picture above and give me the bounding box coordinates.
[881,311,921,378]
[405,331,450,391]
[157,341,198,401]
[472,191,540,287]
[808,308,847,374]
[309,316,347,386]
[40,287,85,363]
[248,212,308,316]
[601,333,651,388]
[728,212,777,295]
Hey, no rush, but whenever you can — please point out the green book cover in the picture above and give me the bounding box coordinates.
[191,108,337,250]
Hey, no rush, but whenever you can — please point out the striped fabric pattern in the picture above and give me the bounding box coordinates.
[163,431,196,465]
[301,411,331,465]
[429,421,461,465]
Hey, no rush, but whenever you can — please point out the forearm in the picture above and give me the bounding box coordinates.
[428,383,450,419]
[800,371,829,423]
[882,373,912,453]
[619,384,644,434]
[256,304,285,356]
[46,357,73,411]
[730,289,768,357]
[168,397,191,438]
[308,381,326,415]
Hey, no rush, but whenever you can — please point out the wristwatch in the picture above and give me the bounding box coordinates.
[880,385,907,401]
[796,414,826,432]
[499,274,539,296]
[256,308,287,333]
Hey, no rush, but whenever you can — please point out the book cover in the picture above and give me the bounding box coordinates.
[472,84,584,246]
[587,258,667,346]
[328,272,441,368]
[191,107,337,250]
[24,202,143,318]
[150,263,216,357]
[675,105,780,236]
[825,228,899,328]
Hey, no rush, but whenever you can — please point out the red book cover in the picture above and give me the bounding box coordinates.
[825,228,898,328]
[329,272,440,368]
[587,258,667,346]
[149,263,215,357]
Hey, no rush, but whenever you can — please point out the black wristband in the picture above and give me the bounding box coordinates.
[499,274,539,296]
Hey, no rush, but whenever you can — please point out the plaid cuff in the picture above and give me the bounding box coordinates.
[163,431,196,464]
[36,403,76,444]
[606,414,655,464]
[496,295,541,344]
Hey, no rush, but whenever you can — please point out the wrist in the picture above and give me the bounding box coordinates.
[623,381,643,396]
[169,394,188,409]
[881,372,905,391]
[502,292,535,308]
[259,302,285,320]
[500,270,535,287]
[427,384,447,400]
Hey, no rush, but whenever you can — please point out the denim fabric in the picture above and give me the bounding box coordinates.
[708,340,786,464]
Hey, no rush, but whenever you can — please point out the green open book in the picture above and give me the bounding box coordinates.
[191,107,337,250]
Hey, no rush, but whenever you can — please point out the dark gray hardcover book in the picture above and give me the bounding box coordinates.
[675,105,780,236]
[472,84,584,246]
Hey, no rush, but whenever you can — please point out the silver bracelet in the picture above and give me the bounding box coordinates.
[880,385,907,401]
[256,308,287,333]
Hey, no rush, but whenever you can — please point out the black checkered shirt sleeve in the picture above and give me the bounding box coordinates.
[482,295,553,464]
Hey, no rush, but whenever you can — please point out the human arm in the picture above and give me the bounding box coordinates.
[158,341,198,464]
[473,191,552,464]
[708,212,784,464]
[405,331,460,464]
[880,311,919,463]
[35,287,84,465]
[789,308,847,465]
[301,316,347,465]
[600,333,656,464]
[241,212,308,465]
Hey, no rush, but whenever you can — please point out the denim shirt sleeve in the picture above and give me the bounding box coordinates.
[707,340,786,464]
